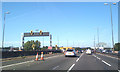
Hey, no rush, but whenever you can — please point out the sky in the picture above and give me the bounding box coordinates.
[1,2,118,47]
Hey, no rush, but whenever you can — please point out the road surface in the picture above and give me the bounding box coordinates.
[1,52,119,71]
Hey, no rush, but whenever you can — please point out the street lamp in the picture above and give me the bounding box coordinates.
[104,2,116,51]
[2,11,10,49]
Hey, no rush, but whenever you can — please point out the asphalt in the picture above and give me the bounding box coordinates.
[2,53,63,66]
[1,52,119,71]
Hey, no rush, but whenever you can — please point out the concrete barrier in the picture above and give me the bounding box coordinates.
[2,50,62,58]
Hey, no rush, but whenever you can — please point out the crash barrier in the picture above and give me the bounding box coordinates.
[2,50,62,58]
[97,52,119,58]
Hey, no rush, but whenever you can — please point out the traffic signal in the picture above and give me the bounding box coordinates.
[30,30,33,35]
[40,30,42,35]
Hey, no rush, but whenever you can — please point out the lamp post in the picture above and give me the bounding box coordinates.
[97,27,99,49]
[104,2,116,51]
[2,12,10,50]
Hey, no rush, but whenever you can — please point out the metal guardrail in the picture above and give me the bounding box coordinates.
[98,52,119,58]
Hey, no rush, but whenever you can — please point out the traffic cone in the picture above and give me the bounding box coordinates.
[35,52,39,61]
[40,52,44,61]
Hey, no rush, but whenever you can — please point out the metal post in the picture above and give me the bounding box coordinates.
[97,27,99,49]
[50,34,52,47]
[73,41,74,47]
[67,40,68,47]
[43,36,44,48]
[110,3,114,51]
[22,35,24,49]
[57,36,59,47]
[2,13,6,50]
[94,35,96,49]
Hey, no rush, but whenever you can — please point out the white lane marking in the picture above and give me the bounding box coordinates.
[1,60,34,69]
[76,53,84,62]
[67,64,75,72]
[76,58,79,62]
[93,54,101,60]
[52,65,59,70]
[96,57,101,60]
[93,54,96,57]
[2,54,63,68]
[97,53,119,60]
[102,60,111,66]
[118,70,120,72]
[67,53,84,72]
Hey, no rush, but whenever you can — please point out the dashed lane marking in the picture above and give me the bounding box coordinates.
[67,64,75,72]
[76,58,79,62]
[102,60,111,67]
[67,53,84,72]
[97,53,119,60]
[76,53,84,62]
[96,57,101,60]
[93,54,111,67]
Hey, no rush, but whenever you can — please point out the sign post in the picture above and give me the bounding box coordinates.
[21,31,50,49]
[32,44,35,50]
[55,45,57,50]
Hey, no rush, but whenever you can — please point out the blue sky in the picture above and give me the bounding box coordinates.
[1,2,118,47]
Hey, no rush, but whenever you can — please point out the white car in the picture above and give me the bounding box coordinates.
[102,50,106,53]
[65,49,76,57]
[86,49,92,55]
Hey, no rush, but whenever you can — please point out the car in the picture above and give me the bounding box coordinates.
[82,50,84,53]
[105,50,112,53]
[65,49,76,57]
[86,49,92,55]
[118,51,120,55]
[118,51,120,53]
[102,50,106,53]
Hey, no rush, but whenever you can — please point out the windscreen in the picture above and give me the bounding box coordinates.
[67,50,73,52]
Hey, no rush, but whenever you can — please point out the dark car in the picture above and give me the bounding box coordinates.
[105,50,112,53]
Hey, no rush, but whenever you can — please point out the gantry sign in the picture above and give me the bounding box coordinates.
[21,30,52,49]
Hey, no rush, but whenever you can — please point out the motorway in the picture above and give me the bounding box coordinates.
[1,52,119,71]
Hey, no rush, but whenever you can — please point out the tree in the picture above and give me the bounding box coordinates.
[114,43,120,51]
[24,40,41,51]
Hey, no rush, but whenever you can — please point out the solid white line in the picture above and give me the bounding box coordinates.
[1,60,34,68]
[67,64,75,72]
[52,66,59,70]
[102,60,111,66]
[2,54,63,68]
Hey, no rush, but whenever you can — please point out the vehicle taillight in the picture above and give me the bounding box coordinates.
[72,52,74,54]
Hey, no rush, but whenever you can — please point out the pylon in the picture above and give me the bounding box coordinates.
[40,52,44,61]
[35,52,39,61]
